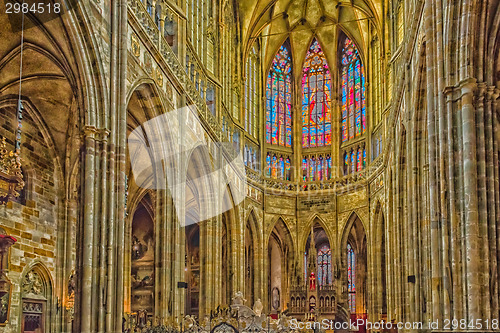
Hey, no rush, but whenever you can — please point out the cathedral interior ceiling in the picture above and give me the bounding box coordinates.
[0,10,78,165]
[239,0,381,71]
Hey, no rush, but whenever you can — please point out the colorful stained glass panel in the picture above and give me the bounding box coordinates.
[302,39,332,148]
[266,45,292,147]
[348,243,356,313]
[341,38,366,143]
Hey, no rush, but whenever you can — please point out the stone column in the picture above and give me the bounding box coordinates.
[460,78,481,321]
[79,127,97,333]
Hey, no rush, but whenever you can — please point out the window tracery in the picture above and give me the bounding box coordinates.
[347,243,356,313]
[244,144,260,171]
[266,44,292,147]
[302,154,332,181]
[302,39,331,148]
[317,245,332,287]
[340,38,366,142]
[343,145,366,175]
[265,152,291,180]
[245,46,259,137]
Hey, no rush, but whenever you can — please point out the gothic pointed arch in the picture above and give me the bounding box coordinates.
[303,218,333,288]
[265,42,293,147]
[126,81,173,192]
[339,34,366,143]
[301,38,332,149]
[300,38,333,182]
[130,193,155,316]
[267,217,294,313]
[341,212,367,318]
[299,214,332,253]
[373,201,387,317]
[182,143,216,316]
[185,223,200,315]
[245,209,260,305]
[221,185,238,306]
[185,144,215,224]
[339,33,367,176]
[21,262,53,333]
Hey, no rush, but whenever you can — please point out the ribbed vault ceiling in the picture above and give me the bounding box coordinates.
[239,0,383,74]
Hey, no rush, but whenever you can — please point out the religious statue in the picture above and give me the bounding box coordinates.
[232,291,246,306]
[131,236,147,260]
[272,287,280,310]
[309,272,316,290]
[184,314,196,329]
[137,309,148,328]
[253,298,263,317]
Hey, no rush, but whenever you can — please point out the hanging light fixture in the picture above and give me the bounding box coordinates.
[0,6,25,205]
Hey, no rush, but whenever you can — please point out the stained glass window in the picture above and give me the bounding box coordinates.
[266,154,271,177]
[341,38,366,142]
[344,153,349,175]
[279,157,285,179]
[302,155,332,181]
[318,156,323,180]
[309,157,316,181]
[266,153,291,180]
[317,245,332,287]
[244,145,259,171]
[266,44,292,147]
[285,158,291,181]
[302,157,308,181]
[233,130,240,152]
[304,252,308,282]
[155,8,161,29]
[147,0,153,16]
[326,155,332,179]
[302,39,332,148]
[271,155,277,178]
[357,148,363,171]
[245,47,259,137]
[351,151,356,174]
[222,8,235,118]
[347,243,356,313]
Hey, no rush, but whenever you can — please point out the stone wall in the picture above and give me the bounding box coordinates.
[0,104,62,332]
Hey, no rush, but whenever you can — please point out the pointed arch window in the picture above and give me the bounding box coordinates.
[343,145,366,175]
[302,154,331,181]
[302,39,332,148]
[146,0,153,16]
[347,243,356,313]
[155,9,161,29]
[341,38,366,142]
[266,44,292,147]
[245,46,259,137]
[266,153,291,181]
[317,245,332,287]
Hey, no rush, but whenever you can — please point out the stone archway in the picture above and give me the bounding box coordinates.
[267,218,294,314]
[20,263,52,333]
[130,194,155,318]
[341,213,367,319]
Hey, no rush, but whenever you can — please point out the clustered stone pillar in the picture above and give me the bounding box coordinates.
[74,0,128,332]
[361,0,500,330]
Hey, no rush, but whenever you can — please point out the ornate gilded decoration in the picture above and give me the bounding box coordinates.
[0,137,24,205]
[155,68,164,87]
[66,270,76,319]
[144,53,153,75]
[131,34,141,57]
[22,271,45,296]
[0,229,16,325]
